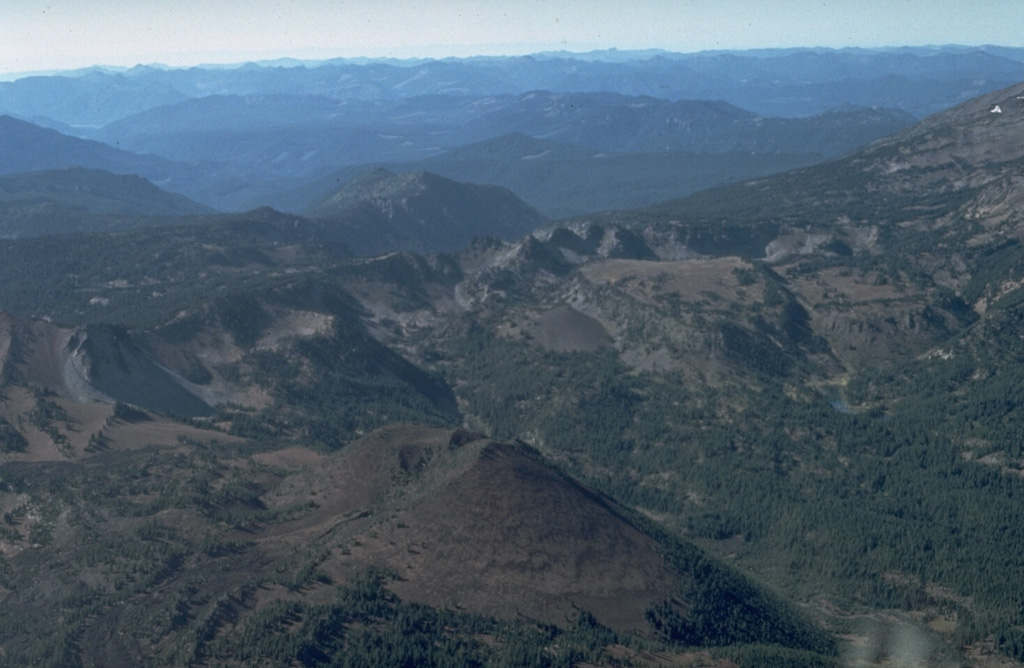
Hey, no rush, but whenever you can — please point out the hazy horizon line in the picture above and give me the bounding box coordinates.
[2,42,1021,83]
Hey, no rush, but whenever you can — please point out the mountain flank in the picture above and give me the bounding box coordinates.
[306,168,549,254]
[254,426,676,629]
[299,426,676,630]
[0,167,214,238]
[0,167,212,217]
[0,115,175,179]
[649,80,1024,239]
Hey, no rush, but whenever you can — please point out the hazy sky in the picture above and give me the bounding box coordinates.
[2,0,1021,76]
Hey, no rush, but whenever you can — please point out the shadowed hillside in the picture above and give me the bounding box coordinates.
[0,115,177,179]
[0,167,214,237]
[306,169,549,254]
[0,167,212,216]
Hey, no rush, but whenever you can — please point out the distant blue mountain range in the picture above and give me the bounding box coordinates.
[0,46,1018,215]
[2,46,1020,127]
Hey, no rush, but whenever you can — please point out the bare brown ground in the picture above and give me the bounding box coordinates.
[787,266,916,306]
[594,647,737,668]
[103,417,244,451]
[251,445,325,469]
[0,382,241,463]
[256,425,679,632]
[582,257,762,305]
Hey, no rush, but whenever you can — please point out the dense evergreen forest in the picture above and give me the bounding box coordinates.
[438,311,1024,660]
